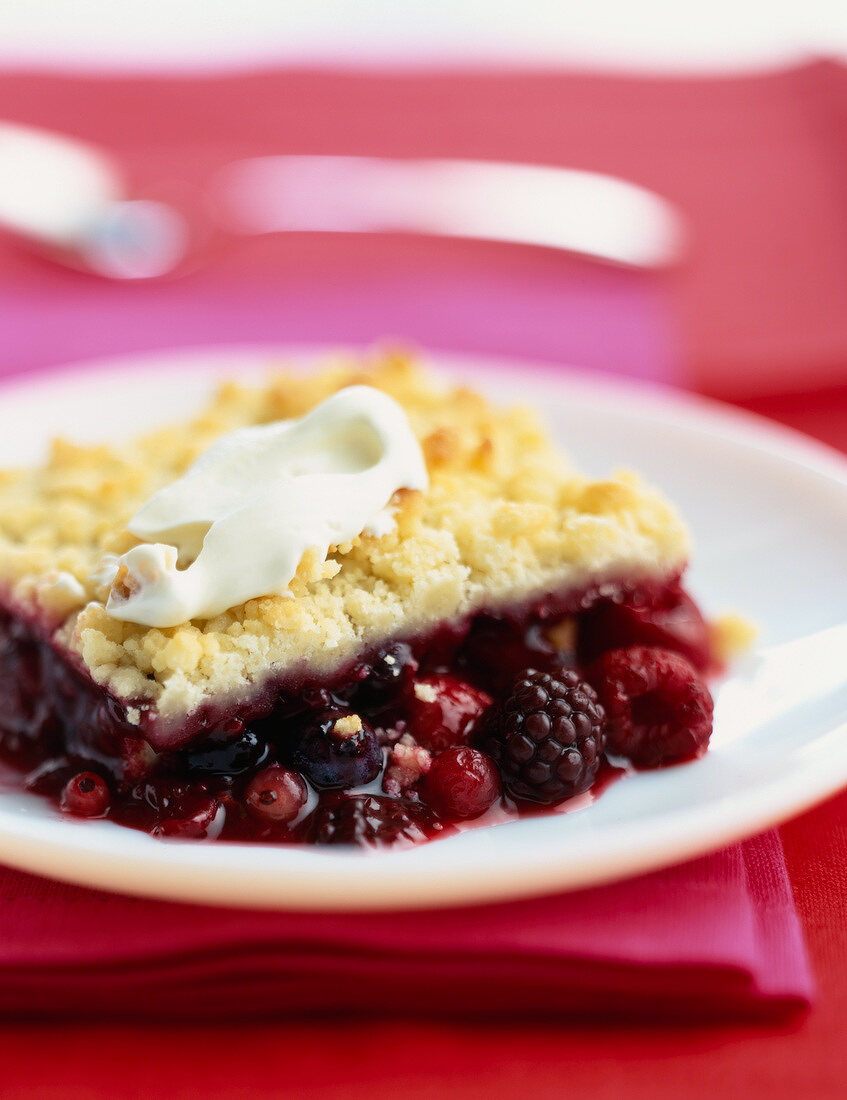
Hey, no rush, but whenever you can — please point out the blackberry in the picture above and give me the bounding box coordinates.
[488,669,606,804]
[314,794,428,848]
[588,646,713,767]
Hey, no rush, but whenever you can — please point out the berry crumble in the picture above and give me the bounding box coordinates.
[0,351,719,846]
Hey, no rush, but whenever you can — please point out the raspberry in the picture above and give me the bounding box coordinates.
[487,669,606,804]
[314,794,427,848]
[424,747,501,820]
[291,710,381,790]
[405,675,492,755]
[245,765,308,824]
[589,646,713,767]
[579,586,711,671]
[60,771,110,817]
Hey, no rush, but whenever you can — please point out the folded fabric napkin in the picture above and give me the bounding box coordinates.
[0,831,811,1021]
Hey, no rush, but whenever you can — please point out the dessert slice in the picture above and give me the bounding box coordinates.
[0,352,715,844]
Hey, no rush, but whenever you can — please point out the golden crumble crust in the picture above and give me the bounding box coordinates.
[0,351,690,722]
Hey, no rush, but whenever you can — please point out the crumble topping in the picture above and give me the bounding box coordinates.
[0,350,690,722]
[709,613,757,663]
[383,741,433,795]
[544,616,578,654]
[413,681,439,704]
[332,714,364,738]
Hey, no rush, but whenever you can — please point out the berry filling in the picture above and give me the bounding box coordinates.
[60,771,110,818]
[0,577,716,848]
[245,765,308,825]
[424,747,502,820]
[313,794,430,848]
[289,711,382,791]
[588,646,714,767]
[403,675,493,755]
[485,669,606,805]
[578,582,712,671]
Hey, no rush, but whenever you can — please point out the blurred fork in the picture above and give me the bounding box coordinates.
[0,121,685,280]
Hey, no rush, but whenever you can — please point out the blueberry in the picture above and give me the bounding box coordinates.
[291,710,381,790]
[354,643,418,705]
[184,727,270,779]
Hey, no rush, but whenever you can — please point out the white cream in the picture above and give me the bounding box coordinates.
[105,386,428,628]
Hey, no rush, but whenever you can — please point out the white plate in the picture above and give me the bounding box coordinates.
[2,346,847,911]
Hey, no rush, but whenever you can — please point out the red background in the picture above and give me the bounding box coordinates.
[0,791,844,1097]
[4,62,847,396]
[1,65,847,1095]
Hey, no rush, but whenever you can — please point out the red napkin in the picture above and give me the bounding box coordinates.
[0,832,811,1021]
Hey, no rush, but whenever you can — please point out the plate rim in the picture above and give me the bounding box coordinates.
[1,343,847,911]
